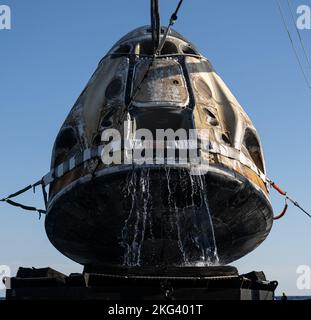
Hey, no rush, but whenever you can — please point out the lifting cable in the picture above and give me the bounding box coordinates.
[119,0,170,123]
[120,0,185,122]
[157,0,185,55]
[267,178,311,221]
[119,58,155,124]
[275,0,311,90]
[151,0,161,54]
[287,0,311,70]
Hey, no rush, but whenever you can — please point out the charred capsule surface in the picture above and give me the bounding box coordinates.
[45,26,273,270]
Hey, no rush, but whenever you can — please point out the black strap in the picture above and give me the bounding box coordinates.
[3,185,33,200]
[171,0,184,23]
[0,180,42,202]
[157,0,185,54]
[151,0,161,54]
[41,180,48,209]
[5,199,45,214]
[1,180,47,219]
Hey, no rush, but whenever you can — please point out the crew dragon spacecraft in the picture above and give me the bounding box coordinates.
[43,1,273,272]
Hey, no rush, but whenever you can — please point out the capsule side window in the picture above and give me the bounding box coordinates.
[137,40,179,55]
[114,44,132,55]
[53,127,78,167]
[243,128,265,173]
[160,41,179,55]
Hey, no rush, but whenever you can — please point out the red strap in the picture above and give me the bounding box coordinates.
[273,203,289,220]
[271,182,287,196]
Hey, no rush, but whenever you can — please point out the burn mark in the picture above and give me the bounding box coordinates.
[105,78,123,99]
[195,79,213,99]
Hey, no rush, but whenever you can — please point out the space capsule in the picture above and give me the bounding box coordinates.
[45,24,273,272]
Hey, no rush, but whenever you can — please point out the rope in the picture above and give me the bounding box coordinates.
[0,181,47,219]
[267,178,311,220]
[287,0,311,70]
[157,0,185,54]
[275,0,311,90]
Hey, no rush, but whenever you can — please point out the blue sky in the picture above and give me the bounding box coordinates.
[0,0,311,296]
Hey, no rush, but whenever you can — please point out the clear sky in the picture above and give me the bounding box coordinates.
[1,0,311,297]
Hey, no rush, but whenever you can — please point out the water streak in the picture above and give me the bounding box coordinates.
[121,168,151,266]
[121,166,219,267]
